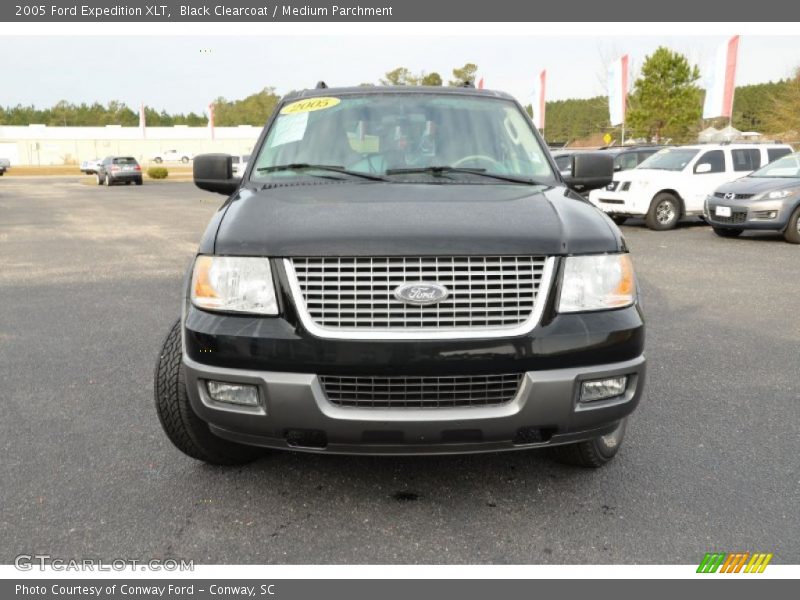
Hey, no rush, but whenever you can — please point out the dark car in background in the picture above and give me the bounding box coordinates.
[550,145,663,195]
[602,145,665,172]
[705,151,800,243]
[95,156,143,186]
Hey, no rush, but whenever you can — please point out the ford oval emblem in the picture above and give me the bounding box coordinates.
[393,282,449,306]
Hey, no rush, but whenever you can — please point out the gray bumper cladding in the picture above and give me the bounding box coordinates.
[182,354,646,456]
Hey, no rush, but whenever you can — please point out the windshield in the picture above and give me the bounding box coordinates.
[251,93,554,183]
[637,148,699,171]
[750,152,800,178]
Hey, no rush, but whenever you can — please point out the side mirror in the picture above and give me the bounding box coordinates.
[694,163,711,174]
[563,152,614,192]
[193,154,238,195]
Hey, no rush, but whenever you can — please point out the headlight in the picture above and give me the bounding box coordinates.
[558,254,636,313]
[754,189,797,200]
[191,255,278,315]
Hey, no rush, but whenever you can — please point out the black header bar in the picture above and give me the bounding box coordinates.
[2,0,798,22]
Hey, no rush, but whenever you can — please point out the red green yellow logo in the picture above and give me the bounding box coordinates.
[697,552,773,573]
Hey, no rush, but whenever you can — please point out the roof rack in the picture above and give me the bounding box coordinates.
[315,81,328,89]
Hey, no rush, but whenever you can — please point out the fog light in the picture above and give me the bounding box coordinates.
[580,376,627,402]
[753,210,778,220]
[206,381,259,406]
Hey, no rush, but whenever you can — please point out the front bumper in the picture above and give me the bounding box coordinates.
[704,197,794,231]
[588,188,650,217]
[182,352,646,456]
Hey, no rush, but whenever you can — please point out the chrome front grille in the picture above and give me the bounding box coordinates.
[319,374,524,408]
[286,256,551,338]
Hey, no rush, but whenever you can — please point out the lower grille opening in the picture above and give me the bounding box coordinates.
[320,373,524,409]
[513,427,555,445]
[441,429,484,443]
[361,430,405,444]
[284,429,328,449]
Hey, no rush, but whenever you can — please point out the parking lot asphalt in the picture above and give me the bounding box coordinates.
[1,177,798,565]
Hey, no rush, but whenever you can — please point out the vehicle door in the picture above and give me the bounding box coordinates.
[730,147,762,177]
[685,149,729,212]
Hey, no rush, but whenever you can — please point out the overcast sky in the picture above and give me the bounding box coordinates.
[1,35,798,115]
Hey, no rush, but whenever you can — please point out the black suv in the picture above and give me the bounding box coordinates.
[154,86,646,468]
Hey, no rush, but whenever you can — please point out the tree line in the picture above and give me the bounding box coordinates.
[1,57,798,144]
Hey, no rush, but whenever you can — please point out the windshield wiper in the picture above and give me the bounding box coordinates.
[385,166,546,185]
[256,163,387,181]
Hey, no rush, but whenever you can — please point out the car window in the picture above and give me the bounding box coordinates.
[637,150,658,164]
[767,148,792,163]
[613,152,639,171]
[113,157,138,165]
[694,150,725,174]
[554,155,572,172]
[253,93,555,182]
[638,148,698,171]
[750,152,800,178]
[731,149,761,172]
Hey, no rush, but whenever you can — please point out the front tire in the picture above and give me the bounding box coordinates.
[784,206,800,244]
[154,157,163,164]
[552,418,628,468]
[154,320,263,466]
[645,193,680,230]
[181,156,190,164]
[713,227,743,238]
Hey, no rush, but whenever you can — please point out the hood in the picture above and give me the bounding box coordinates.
[211,182,622,257]
[714,176,800,195]
[614,168,675,184]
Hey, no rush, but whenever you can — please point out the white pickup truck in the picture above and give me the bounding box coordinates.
[588,143,794,229]
[151,150,194,164]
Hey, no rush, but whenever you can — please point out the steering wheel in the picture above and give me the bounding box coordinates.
[452,155,504,170]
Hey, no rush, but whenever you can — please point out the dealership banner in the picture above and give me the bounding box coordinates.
[1,0,799,22]
[703,35,741,119]
[607,55,628,127]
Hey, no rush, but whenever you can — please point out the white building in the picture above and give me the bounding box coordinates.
[0,124,262,166]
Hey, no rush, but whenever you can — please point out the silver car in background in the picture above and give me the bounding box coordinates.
[705,151,800,243]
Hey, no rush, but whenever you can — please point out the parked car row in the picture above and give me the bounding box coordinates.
[584,143,798,243]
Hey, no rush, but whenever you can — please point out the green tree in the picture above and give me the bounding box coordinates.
[626,47,702,142]
[420,72,443,86]
[448,63,478,87]
[212,87,281,126]
[380,67,419,86]
[764,68,800,134]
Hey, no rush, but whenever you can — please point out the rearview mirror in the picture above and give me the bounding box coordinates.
[694,163,712,174]
[563,153,614,192]
[193,153,238,195]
